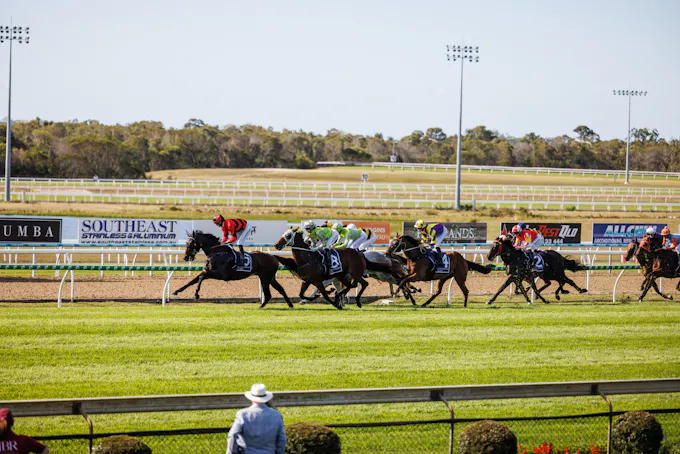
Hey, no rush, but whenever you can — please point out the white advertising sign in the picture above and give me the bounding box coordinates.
[192,220,288,245]
[79,218,192,245]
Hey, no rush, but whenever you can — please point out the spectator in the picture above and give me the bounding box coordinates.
[0,408,49,454]
[226,384,286,454]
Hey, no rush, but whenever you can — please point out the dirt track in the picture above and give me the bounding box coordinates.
[1,271,673,304]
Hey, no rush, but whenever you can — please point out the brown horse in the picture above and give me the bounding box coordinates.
[173,231,294,308]
[274,227,385,309]
[624,237,680,302]
[386,234,492,307]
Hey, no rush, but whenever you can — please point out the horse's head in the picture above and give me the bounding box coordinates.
[488,235,512,261]
[623,239,639,262]
[275,227,306,251]
[639,237,652,252]
[386,234,404,255]
[183,232,201,262]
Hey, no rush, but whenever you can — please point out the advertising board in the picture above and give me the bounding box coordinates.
[592,223,667,245]
[500,222,581,245]
[79,219,191,245]
[401,222,487,243]
[0,217,62,243]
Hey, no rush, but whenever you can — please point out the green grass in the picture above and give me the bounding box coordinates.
[2,302,679,439]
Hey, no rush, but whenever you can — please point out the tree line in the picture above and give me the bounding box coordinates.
[1,118,678,179]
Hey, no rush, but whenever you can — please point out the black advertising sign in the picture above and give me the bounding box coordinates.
[401,222,487,243]
[500,222,581,245]
[0,218,62,243]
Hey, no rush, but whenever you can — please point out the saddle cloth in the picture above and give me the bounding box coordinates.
[235,252,253,273]
[324,249,343,275]
[426,250,450,273]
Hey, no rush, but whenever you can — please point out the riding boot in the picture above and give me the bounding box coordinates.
[435,247,443,267]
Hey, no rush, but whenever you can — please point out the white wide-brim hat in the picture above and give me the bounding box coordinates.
[245,384,273,403]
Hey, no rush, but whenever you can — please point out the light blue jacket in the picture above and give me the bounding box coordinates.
[226,403,286,454]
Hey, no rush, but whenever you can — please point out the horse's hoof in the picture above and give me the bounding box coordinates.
[172,291,179,296]
[666,295,673,300]
[579,289,588,294]
[638,298,643,303]
[259,303,266,309]
[562,290,570,294]
[299,299,309,305]
[486,301,493,305]
[356,302,362,308]
[555,295,561,301]
[194,295,200,300]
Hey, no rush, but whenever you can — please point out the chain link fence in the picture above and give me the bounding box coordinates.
[34,408,679,454]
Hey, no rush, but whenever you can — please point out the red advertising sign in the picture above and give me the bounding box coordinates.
[344,221,391,244]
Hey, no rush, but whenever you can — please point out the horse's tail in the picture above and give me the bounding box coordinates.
[389,254,408,265]
[365,259,394,274]
[564,258,587,272]
[466,260,493,274]
[275,256,299,277]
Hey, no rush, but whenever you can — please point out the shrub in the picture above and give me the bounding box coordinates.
[612,411,663,454]
[285,422,341,454]
[93,435,152,454]
[459,420,517,454]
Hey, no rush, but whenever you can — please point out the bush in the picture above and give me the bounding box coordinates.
[285,422,341,454]
[93,435,152,454]
[459,420,517,454]
[612,411,663,454]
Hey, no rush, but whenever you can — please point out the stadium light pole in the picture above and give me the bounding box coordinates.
[613,88,647,185]
[1,24,30,202]
[447,44,479,210]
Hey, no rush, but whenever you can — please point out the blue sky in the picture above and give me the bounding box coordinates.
[1,0,678,140]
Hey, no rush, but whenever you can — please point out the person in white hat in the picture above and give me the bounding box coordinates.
[226,384,286,454]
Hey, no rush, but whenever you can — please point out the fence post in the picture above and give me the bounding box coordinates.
[436,391,455,454]
[597,387,613,454]
[74,402,94,454]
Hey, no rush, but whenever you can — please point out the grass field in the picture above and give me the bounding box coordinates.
[2,301,679,439]
[146,166,680,190]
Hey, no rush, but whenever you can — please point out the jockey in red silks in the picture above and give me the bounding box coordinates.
[213,215,252,266]
[511,224,545,272]
[660,226,680,276]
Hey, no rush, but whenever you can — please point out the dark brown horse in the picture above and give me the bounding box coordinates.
[386,234,492,307]
[486,236,587,304]
[173,231,294,308]
[624,237,680,302]
[274,227,384,309]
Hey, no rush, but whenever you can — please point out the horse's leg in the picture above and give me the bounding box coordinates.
[269,278,294,308]
[516,276,534,304]
[316,283,342,310]
[193,273,208,300]
[563,276,587,294]
[676,279,680,291]
[527,276,550,304]
[396,273,419,305]
[638,277,654,302]
[421,278,446,307]
[299,281,312,303]
[173,272,204,295]
[333,275,354,308]
[453,271,470,308]
[259,280,273,308]
[486,274,515,305]
[649,277,673,300]
[353,276,369,307]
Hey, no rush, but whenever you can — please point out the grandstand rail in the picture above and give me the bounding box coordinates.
[2,378,679,417]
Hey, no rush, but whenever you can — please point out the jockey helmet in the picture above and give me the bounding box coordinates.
[332,223,342,230]
[511,225,522,234]
[325,221,333,228]
[347,224,357,229]
[646,227,656,235]
[661,227,671,236]
[213,214,224,226]
[414,220,425,229]
[517,222,527,230]
[303,221,316,231]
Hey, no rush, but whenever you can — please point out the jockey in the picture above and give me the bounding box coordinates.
[414,220,448,266]
[511,224,545,272]
[660,226,680,275]
[357,228,377,251]
[644,227,664,251]
[333,223,366,250]
[213,215,250,266]
[303,220,339,264]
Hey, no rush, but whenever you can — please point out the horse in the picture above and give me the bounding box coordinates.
[624,237,680,302]
[485,236,587,305]
[173,231,294,308]
[274,227,391,309]
[363,251,422,301]
[386,234,492,307]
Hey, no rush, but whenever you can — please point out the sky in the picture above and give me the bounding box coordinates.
[1,0,678,141]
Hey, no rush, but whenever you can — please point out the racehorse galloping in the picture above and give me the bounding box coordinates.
[624,237,680,302]
[173,231,294,308]
[274,228,389,309]
[386,234,492,307]
[486,235,587,305]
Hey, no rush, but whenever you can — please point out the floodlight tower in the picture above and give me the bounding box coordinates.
[447,45,479,210]
[613,88,647,185]
[1,24,31,201]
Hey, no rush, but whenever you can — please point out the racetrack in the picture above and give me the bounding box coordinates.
[0,271,668,304]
